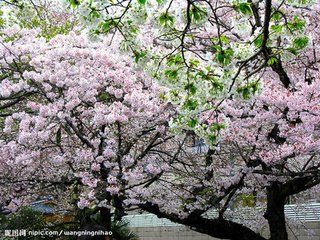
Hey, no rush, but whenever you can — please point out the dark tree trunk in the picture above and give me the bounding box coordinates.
[113,195,125,221]
[77,206,112,240]
[264,183,288,240]
[139,202,267,240]
[99,207,113,240]
[99,206,112,230]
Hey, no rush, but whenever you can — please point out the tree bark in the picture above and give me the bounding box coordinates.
[99,206,112,230]
[264,182,288,240]
[139,203,267,240]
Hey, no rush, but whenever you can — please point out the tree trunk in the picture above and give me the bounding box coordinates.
[264,183,288,240]
[99,206,112,230]
[99,207,113,240]
[140,202,267,240]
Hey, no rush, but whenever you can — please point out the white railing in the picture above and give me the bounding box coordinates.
[284,203,320,222]
[124,203,320,227]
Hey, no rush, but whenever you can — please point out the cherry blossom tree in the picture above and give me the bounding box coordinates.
[1,1,320,240]
[55,1,320,240]
[0,24,267,240]
[8,1,77,36]
[65,0,320,144]
[127,6,320,240]
[0,27,179,230]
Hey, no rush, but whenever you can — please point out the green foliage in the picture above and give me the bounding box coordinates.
[189,4,207,24]
[196,71,224,93]
[89,8,100,19]
[287,16,306,33]
[169,89,179,98]
[211,79,224,92]
[78,209,139,240]
[219,35,229,45]
[286,47,299,55]
[111,220,139,240]
[288,0,312,5]
[134,50,147,63]
[159,12,174,27]
[137,0,147,5]
[165,69,179,82]
[0,10,5,29]
[236,81,260,100]
[6,3,76,40]
[0,207,48,240]
[293,36,309,50]
[271,9,285,21]
[183,99,198,111]
[187,118,197,128]
[98,19,119,33]
[122,20,139,38]
[270,24,283,33]
[213,46,234,66]
[189,58,200,67]
[67,0,81,8]
[185,83,197,95]
[235,2,252,15]
[208,134,217,144]
[253,35,263,47]
[211,123,225,131]
[166,54,184,66]
[267,57,278,66]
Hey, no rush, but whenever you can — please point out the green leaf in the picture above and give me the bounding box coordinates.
[215,48,234,66]
[237,3,252,15]
[68,0,81,8]
[169,90,179,97]
[210,79,224,92]
[159,12,174,27]
[251,81,260,94]
[183,99,198,111]
[208,134,217,143]
[211,36,229,46]
[187,118,197,128]
[138,0,147,4]
[98,92,110,101]
[185,83,197,94]
[286,47,298,55]
[134,50,147,63]
[190,4,208,23]
[253,35,263,47]
[271,10,285,21]
[293,36,309,50]
[99,19,116,33]
[267,57,278,66]
[90,9,100,18]
[189,58,200,67]
[287,16,306,32]
[212,45,222,52]
[236,81,260,99]
[270,24,283,33]
[216,52,225,64]
[211,123,225,131]
[159,93,167,101]
[242,87,250,99]
[220,35,229,45]
[167,54,183,66]
[165,69,179,81]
